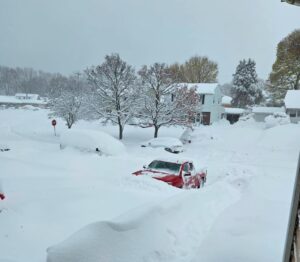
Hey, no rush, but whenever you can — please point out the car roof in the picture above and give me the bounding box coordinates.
[151,157,191,165]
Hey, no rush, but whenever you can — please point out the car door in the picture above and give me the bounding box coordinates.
[182,162,194,187]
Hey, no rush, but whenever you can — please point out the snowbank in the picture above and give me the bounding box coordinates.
[47,180,240,262]
[264,112,290,129]
[60,129,126,156]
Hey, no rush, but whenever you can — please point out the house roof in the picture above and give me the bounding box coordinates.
[224,108,245,115]
[178,83,218,94]
[284,90,300,109]
[252,107,285,114]
[15,93,39,99]
[221,96,232,105]
[0,95,45,105]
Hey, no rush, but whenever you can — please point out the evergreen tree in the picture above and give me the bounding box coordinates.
[231,59,263,107]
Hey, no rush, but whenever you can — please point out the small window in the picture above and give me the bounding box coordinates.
[183,163,189,172]
[289,110,297,117]
[202,95,205,105]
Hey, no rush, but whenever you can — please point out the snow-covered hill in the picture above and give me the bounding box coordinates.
[0,108,299,262]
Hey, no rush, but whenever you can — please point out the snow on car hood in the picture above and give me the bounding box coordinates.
[138,169,178,178]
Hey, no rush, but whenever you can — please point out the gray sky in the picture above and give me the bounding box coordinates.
[0,0,299,83]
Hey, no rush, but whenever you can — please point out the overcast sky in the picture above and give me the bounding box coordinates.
[0,0,299,83]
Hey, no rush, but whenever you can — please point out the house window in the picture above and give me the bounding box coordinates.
[289,110,297,118]
[202,95,205,105]
[189,163,194,171]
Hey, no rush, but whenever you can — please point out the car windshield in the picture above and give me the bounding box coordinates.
[148,161,181,173]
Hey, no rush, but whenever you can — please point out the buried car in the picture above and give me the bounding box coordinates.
[141,137,184,154]
[59,129,126,156]
[132,159,207,189]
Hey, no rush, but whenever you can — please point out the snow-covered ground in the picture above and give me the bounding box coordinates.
[0,108,299,262]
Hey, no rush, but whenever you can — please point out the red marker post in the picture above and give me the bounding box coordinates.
[52,119,57,136]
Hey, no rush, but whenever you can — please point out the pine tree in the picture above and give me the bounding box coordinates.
[231,59,263,107]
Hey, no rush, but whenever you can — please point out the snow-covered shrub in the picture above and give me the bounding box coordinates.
[180,128,193,144]
[264,112,290,129]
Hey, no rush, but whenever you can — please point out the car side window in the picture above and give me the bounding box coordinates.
[189,163,194,171]
[183,163,189,172]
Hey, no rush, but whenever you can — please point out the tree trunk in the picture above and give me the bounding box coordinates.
[154,125,159,138]
[118,117,123,140]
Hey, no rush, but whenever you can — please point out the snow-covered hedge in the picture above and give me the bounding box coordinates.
[264,112,290,129]
[59,129,126,156]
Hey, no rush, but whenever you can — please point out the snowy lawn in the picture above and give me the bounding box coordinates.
[0,108,299,262]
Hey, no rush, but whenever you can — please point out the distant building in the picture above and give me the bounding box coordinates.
[178,83,224,125]
[0,93,47,108]
[252,107,285,122]
[284,90,300,123]
[15,93,40,100]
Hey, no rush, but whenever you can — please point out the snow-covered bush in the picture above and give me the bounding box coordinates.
[180,128,193,144]
[60,129,126,156]
[264,112,290,129]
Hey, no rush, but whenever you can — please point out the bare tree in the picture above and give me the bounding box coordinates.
[138,63,199,138]
[49,73,84,129]
[85,54,138,140]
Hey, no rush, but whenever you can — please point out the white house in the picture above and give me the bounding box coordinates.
[284,90,300,123]
[179,83,224,125]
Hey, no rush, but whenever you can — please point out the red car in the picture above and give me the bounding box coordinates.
[132,159,207,189]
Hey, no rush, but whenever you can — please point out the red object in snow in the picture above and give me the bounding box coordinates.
[132,159,207,189]
[0,193,5,200]
[52,119,57,126]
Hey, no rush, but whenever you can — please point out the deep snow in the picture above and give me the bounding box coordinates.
[0,108,299,262]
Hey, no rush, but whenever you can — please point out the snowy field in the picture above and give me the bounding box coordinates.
[0,108,300,262]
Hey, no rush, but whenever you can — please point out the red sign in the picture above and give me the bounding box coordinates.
[52,119,57,126]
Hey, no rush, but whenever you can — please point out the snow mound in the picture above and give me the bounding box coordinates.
[141,137,183,153]
[60,129,126,156]
[264,112,290,129]
[47,181,240,262]
[179,128,194,144]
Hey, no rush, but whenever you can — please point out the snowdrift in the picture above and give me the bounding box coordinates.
[60,129,126,156]
[47,181,240,262]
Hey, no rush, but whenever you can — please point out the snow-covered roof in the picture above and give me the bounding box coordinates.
[0,95,45,104]
[284,90,300,109]
[252,107,285,114]
[15,93,39,99]
[178,83,218,94]
[221,96,232,105]
[224,108,245,115]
